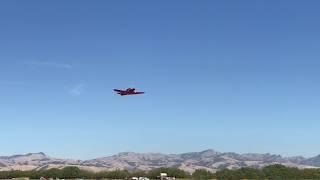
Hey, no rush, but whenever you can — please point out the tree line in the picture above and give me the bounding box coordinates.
[0,164,320,179]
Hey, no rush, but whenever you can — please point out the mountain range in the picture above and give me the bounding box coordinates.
[1,150,319,173]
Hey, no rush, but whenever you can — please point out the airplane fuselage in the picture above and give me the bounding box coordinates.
[113,88,144,96]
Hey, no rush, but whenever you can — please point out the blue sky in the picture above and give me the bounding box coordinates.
[1,0,320,159]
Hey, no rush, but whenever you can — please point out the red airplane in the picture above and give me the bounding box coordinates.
[113,88,145,96]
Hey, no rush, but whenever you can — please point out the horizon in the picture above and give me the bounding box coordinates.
[1,148,319,160]
[1,0,320,160]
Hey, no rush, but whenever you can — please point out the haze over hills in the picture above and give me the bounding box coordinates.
[0,150,319,173]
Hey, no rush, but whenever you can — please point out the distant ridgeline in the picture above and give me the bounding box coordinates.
[1,150,320,173]
[1,150,320,179]
[0,165,320,179]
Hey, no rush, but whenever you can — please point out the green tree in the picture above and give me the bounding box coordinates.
[300,168,320,179]
[192,169,214,180]
[215,169,241,180]
[131,170,147,178]
[104,169,129,179]
[233,167,265,179]
[262,164,299,179]
[41,168,62,178]
[61,166,81,179]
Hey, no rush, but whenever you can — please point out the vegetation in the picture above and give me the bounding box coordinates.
[147,167,191,179]
[214,165,320,180]
[192,169,215,179]
[0,164,320,179]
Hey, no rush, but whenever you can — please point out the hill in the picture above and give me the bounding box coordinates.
[1,150,319,173]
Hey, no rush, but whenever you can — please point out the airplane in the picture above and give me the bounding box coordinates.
[113,88,145,96]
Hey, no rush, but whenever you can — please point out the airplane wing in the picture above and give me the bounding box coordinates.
[133,92,145,94]
[113,89,124,93]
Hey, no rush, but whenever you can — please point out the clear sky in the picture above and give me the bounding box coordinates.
[1,0,320,160]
